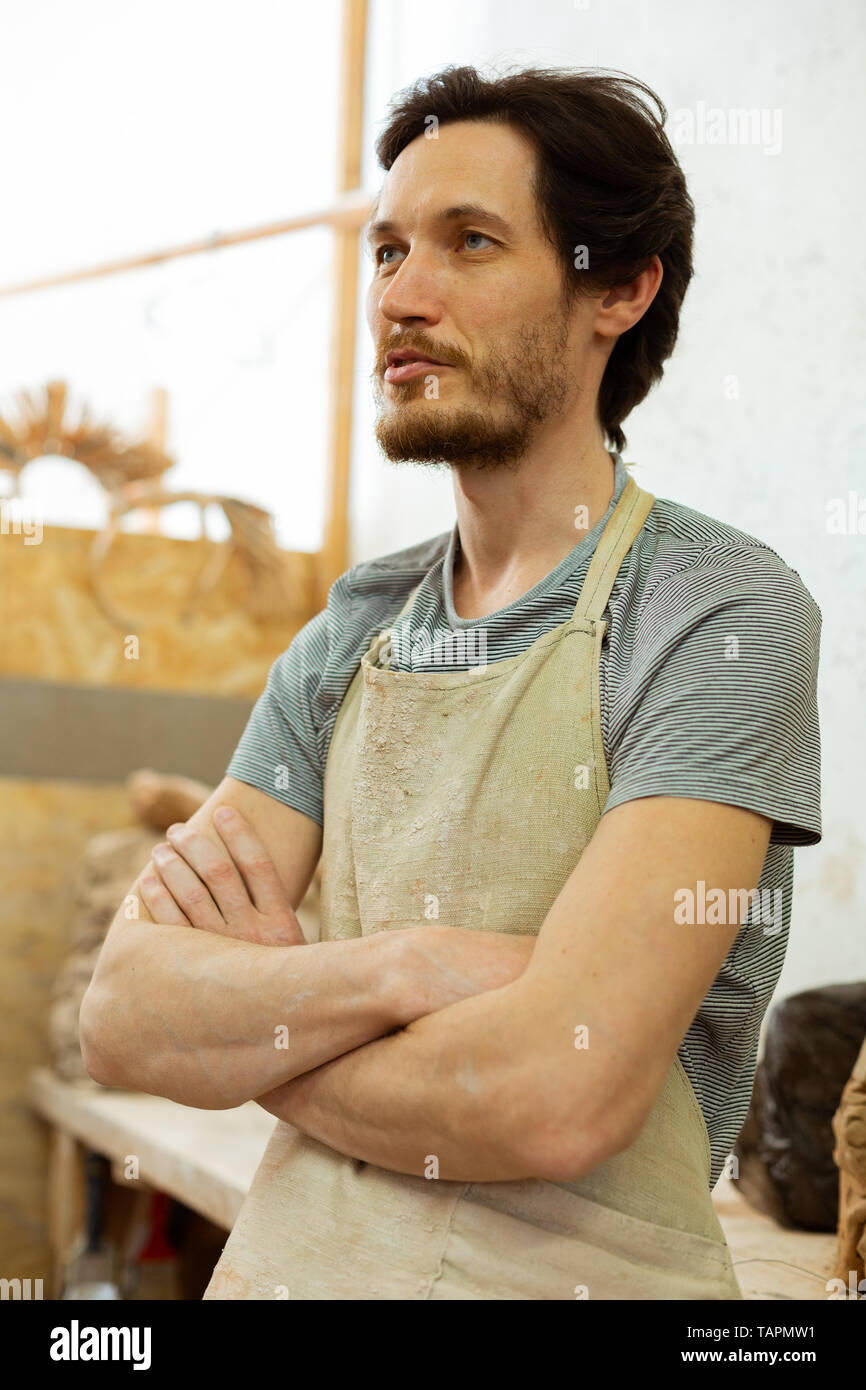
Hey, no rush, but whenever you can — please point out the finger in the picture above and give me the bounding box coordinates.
[150,843,225,932]
[163,822,253,921]
[211,808,291,914]
[139,872,191,927]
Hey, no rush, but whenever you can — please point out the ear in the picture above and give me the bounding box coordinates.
[596,255,664,338]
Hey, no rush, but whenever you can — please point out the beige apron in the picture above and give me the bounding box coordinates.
[204,476,743,1301]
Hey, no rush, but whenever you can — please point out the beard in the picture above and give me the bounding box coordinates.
[372,308,573,471]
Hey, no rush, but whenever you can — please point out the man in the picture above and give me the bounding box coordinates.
[81,65,822,1300]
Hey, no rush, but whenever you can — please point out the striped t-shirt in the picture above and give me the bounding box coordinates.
[227,452,823,1189]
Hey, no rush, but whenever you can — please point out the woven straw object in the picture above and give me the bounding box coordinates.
[0,380,293,626]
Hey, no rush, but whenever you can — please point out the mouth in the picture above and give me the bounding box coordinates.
[383,349,453,385]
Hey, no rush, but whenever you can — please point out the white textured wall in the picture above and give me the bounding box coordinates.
[349,0,866,999]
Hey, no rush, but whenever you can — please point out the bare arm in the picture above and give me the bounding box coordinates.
[260,798,773,1183]
[80,777,533,1109]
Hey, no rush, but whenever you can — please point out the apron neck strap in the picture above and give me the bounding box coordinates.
[571,475,655,624]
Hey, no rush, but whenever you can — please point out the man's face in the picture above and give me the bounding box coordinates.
[365,119,590,470]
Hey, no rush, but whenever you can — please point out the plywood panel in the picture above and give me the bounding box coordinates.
[1,524,317,696]
[0,778,136,1280]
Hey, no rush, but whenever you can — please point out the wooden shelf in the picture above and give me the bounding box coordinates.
[29,1066,275,1233]
[711,1175,836,1300]
[30,1066,840,1300]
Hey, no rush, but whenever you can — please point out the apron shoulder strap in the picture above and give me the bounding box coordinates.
[572,474,655,623]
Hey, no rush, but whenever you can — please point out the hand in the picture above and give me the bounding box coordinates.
[391,923,536,1023]
[140,807,305,946]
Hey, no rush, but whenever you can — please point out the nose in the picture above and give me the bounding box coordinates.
[372,249,444,330]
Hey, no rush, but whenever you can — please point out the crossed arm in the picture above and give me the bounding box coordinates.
[258,795,771,1182]
[79,776,535,1109]
[81,774,772,1184]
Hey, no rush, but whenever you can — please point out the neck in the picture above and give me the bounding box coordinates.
[450,424,616,619]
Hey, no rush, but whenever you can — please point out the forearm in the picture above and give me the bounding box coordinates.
[81,922,406,1109]
[95,796,540,1115]
[259,976,546,1181]
[82,917,536,1111]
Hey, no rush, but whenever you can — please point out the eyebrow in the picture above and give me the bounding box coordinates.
[364,202,515,244]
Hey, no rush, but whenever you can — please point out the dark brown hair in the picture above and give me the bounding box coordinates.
[375,65,695,453]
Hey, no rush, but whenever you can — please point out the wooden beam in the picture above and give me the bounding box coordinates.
[46,1129,84,1298]
[141,387,168,535]
[318,0,368,607]
[0,190,372,299]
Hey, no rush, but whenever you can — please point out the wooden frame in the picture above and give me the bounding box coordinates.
[0,0,371,613]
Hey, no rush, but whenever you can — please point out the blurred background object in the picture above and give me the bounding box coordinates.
[734,985,866,1232]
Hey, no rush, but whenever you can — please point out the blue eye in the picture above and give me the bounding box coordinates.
[464,232,493,250]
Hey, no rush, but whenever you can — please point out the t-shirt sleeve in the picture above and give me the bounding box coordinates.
[603,543,823,846]
[225,608,329,827]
